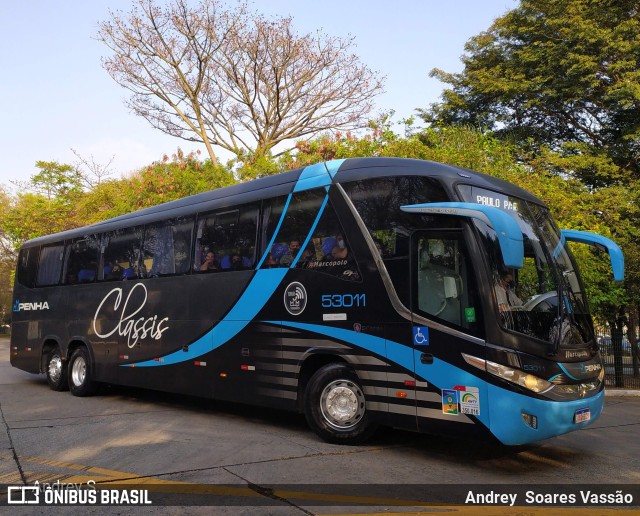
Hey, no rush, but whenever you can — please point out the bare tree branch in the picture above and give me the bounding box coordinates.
[98,0,384,165]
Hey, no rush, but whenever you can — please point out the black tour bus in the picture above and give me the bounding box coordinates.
[10,158,624,445]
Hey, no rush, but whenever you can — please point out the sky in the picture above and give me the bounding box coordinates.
[0,0,516,190]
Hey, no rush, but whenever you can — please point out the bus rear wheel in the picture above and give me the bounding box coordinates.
[304,363,376,444]
[68,347,98,397]
[46,347,68,391]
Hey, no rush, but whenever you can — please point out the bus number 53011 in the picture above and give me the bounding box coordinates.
[321,294,366,308]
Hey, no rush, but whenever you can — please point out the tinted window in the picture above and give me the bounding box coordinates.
[36,245,65,287]
[143,217,194,277]
[299,197,361,282]
[101,226,144,281]
[65,236,100,284]
[195,204,258,272]
[264,189,324,268]
[343,176,453,301]
[17,247,39,288]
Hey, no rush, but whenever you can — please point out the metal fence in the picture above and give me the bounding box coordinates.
[596,326,640,390]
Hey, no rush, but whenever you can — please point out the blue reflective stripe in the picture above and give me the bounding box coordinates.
[560,229,624,281]
[290,192,329,269]
[292,159,345,192]
[256,193,293,269]
[131,269,288,367]
[293,162,332,192]
[325,159,345,178]
[400,202,524,269]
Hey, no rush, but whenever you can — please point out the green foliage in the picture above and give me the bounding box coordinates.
[123,149,235,211]
[4,193,79,245]
[234,151,283,181]
[3,161,86,247]
[77,149,236,222]
[28,161,84,199]
[423,0,640,187]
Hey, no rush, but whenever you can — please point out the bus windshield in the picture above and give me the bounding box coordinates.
[459,185,594,351]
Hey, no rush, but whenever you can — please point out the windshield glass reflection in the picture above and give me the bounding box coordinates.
[459,185,594,349]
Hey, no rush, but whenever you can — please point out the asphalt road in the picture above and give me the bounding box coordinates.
[1,337,639,515]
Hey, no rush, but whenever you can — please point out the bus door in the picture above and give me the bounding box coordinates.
[410,230,486,432]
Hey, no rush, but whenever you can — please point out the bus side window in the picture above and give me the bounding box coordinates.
[194,204,258,273]
[17,247,40,288]
[415,235,481,332]
[65,237,100,285]
[143,216,193,277]
[301,198,361,281]
[266,190,324,268]
[36,245,65,287]
[100,226,144,281]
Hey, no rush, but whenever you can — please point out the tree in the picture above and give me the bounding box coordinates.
[76,149,236,221]
[13,161,83,200]
[98,0,384,167]
[421,0,640,187]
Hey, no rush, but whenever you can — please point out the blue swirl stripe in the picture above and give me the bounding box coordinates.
[131,268,288,367]
[293,159,345,193]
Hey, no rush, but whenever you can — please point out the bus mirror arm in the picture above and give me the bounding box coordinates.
[558,230,624,281]
[400,202,524,269]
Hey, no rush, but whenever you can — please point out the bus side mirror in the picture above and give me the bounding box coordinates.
[401,202,524,269]
[558,230,624,281]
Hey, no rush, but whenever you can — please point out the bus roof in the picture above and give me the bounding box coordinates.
[21,157,543,248]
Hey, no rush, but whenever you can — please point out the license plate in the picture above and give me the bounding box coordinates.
[574,408,591,423]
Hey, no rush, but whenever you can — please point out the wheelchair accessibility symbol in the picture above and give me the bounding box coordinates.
[413,326,429,346]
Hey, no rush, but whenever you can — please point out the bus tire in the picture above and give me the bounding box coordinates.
[68,347,98,397]
[45,347,68,391]
[303,363,376,444]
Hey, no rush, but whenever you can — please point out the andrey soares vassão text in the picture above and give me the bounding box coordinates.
[465,489,634,506]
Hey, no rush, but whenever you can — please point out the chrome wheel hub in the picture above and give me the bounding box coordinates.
[71,356,86,387]
[320,379,365,430]
[48,355,63,382]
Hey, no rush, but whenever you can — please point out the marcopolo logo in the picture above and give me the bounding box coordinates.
[13,299,50,312]
[284,282,307,316]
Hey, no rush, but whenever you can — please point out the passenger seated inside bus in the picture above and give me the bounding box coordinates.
[297,245,315,268]
[279,239,301,266]
[267,243,288,267]
[495,270,523,311]
[104,262,123,280]
[231,254,242,270]
[199,251,218,272]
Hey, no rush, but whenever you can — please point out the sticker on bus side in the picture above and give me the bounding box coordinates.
[413,326,429,346]
[284,282,307,316]
[456,386,481,416]
[442,389,459,415]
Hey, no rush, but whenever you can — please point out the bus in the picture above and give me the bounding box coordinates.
[10,157,624,446]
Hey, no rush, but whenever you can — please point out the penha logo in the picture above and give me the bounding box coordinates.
[13,299,50,312]
[284,282,307,316]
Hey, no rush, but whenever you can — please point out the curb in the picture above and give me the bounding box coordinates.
[605,389,640,397]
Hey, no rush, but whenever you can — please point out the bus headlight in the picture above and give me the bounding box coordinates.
[463,353,553,394]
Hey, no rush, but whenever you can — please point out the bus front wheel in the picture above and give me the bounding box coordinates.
[68,347,98,397]
[304,363,376,444]
[46,347,68,391]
